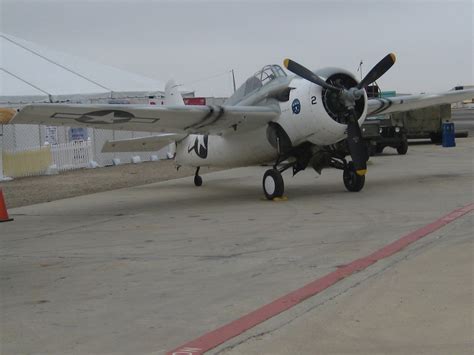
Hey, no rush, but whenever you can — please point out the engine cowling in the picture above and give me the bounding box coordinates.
[317,68,366,124]
[275,67,368,147]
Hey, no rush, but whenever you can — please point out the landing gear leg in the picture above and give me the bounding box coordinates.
[194,167,202,187]
[261,142,315,200]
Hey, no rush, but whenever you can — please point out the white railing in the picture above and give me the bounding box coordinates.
[50,140,93,171]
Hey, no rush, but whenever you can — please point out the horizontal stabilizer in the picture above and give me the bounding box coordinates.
[101,133,183,153]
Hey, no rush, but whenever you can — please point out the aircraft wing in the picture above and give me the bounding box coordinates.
[10,103,280,135]
[367,89,474,116]
[101,134,183,153]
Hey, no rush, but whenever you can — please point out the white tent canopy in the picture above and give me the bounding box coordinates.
[0,33,192,104]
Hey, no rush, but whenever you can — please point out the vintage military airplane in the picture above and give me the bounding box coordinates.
[10,54,474,199]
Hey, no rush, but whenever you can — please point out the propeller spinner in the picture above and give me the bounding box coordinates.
[283,53,396,175]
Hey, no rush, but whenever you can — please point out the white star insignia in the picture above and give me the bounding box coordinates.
[83,112,118,123]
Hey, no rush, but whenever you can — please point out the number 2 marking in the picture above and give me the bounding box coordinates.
[311,96,317,105]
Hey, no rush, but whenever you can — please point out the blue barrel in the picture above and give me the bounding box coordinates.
[442,122,456,147]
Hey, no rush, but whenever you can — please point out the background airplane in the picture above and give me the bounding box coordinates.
[10,53,474,199]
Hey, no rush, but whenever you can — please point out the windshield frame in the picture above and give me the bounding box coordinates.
[253,65,287,87]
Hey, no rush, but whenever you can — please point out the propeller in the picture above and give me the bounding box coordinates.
[283,53,396,175]
[357,53,396,90]
[283,59,341,92]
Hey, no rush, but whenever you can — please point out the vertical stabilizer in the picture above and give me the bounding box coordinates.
[164,80,185,106]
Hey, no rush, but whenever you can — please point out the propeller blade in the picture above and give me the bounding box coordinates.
[357,53,396,89]
[346,111,368,175]
[283,58,341,91]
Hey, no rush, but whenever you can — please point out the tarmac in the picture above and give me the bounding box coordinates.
[1,137,473,354]
[223,214,473,355]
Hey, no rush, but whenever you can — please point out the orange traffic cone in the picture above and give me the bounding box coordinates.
[0,188,13,223]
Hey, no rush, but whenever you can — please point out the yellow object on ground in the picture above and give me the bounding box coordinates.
[0,108,17,124]
[3,146,52,178]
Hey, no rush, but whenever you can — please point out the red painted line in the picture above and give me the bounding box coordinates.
[167,203,474,355]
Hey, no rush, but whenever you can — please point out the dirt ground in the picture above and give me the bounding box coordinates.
[0,160,219,208]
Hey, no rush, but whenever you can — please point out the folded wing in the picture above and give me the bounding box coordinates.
[367,89,474,116]
[11,103,280,135]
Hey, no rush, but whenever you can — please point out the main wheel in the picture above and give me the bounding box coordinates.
[343,162,365,192]
[397,136,408,155]
[263,169,284,200]
[194,175,203,187]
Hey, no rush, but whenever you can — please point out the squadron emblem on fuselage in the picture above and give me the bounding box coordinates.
[188,135,209,159]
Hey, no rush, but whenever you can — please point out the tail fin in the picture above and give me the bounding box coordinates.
[164,80,185,106]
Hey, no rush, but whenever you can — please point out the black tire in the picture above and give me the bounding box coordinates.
[343,162,365,192]
[430,133,442,144]
[375,144,384,154]
[397,138,408,155]
[368,144,376,157]
[263,169,284,200]
[194,175,203,187]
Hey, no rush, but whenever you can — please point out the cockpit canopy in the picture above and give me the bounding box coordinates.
[226,64,287,105]
[254,65,287,86]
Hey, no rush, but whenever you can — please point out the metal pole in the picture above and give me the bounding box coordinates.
[1,68,53,99]
[1,34,112,93]
[0,124,11,181]
[38,125,42,146]
[231,69,237,93]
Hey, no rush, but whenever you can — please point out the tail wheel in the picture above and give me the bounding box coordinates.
[194,175,202,186]
[263,169,284,200]
[343,162,365,192]
[194,167,202,186]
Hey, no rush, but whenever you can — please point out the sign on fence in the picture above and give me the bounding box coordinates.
[68,127,88,142]
[45,126,59,145]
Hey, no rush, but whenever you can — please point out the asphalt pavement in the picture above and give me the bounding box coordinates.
[1,137,473,354]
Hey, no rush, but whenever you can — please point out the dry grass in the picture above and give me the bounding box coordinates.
[1,160,219,208]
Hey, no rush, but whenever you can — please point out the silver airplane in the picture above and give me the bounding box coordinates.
[10,54,474,199]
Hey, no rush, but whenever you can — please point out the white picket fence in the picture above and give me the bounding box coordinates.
[50,140,94,171]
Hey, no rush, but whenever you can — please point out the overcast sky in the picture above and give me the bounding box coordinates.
[1,0,473,97]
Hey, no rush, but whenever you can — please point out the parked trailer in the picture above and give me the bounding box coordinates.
[361,102,469,155]
[391,104,452,143]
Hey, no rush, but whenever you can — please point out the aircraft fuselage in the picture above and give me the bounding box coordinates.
[176,77,367,167]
